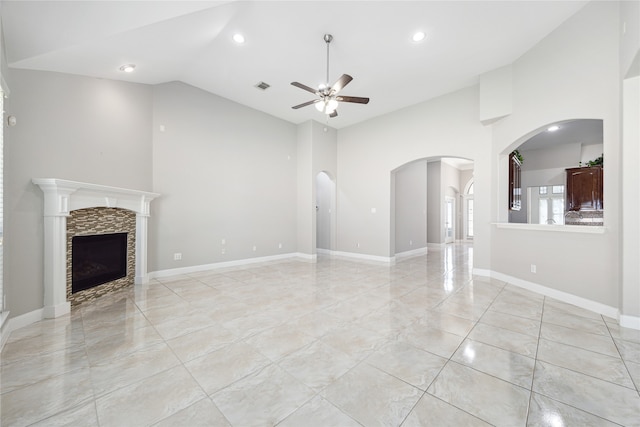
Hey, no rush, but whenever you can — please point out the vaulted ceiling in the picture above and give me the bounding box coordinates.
[2,1,588,128]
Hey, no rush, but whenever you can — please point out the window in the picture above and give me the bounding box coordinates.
[533,185,564,224]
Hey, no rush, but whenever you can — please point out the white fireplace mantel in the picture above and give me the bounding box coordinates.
[33,179,160,318]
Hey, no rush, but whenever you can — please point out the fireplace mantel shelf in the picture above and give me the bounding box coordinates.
[33,178,160,217]
[32,178,160,318]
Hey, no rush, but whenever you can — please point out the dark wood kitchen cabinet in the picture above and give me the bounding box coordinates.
[509,152,522,211]
[565,166,603,211]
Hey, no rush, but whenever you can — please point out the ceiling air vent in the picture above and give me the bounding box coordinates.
[255,81,271,91]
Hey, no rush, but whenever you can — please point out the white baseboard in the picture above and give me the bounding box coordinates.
[329,250,395,264]
[395,247,428,260]
[0,310,10,350]
[294,252,318,262]
[472,268,492,277]
[427,243,445,251]
[487,270,620,321]
[43,302,70,319]
[1,308,46,351]
[149,252,316,279]
[620,314,640,330]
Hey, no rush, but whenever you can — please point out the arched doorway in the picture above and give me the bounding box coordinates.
[392,157,473,257]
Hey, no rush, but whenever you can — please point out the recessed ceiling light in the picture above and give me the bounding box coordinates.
[547,125,560,132]
[412,31,426,42]
[119,64,136,73]
[233,33,245,44]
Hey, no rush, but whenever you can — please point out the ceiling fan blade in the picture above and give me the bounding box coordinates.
[329,110,338,118]
[292,99,320,109]
[336,96,370,104]
[330,74,353,95]
[291,82,320,95]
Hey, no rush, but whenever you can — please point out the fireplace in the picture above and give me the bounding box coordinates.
[33,179,159,318]
[72,232,128,293]
[65,207,137,306]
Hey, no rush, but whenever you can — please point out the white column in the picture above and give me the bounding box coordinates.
[621,76,640,329]
[135,213,150,285]
[42,214,71,318]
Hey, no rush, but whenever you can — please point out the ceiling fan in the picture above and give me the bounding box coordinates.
[291,34,369,118]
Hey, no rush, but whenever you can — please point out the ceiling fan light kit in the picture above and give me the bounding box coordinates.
[291,34,369,118]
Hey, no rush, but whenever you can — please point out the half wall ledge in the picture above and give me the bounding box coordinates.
[32,178,160,318]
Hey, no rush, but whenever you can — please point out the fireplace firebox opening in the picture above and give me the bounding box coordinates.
[72,232,128,293]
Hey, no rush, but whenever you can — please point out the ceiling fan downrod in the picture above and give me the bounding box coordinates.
[324,34,333,88]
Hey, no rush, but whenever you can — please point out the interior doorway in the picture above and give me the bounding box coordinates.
[444,196,455,244]
[316,171,335,252]
[463,180,474,240]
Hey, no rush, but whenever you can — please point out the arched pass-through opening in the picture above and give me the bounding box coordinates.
[502,119,603,226]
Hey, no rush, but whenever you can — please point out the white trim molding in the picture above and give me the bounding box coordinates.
[620,315,640,330]
[329,250,395,264]
[476,269,624,326]
[150,253,316,279]
[32,179,159,318]
[395,247,428,260]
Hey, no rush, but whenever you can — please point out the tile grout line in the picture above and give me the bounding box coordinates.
[401,275,509,426]
[525,294,546,426]
[604,315,640,397]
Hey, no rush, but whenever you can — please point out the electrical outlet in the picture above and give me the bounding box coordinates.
[531,264,537,273]
[252,245,257,251]
[174,253,182,261]
[278,243,282,249]
[356,243,360,248]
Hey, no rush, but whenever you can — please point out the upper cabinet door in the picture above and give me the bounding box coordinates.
[565,166,603,211]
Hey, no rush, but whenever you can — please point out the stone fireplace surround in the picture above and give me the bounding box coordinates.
[66,207,136,306]
[33,179,159,318]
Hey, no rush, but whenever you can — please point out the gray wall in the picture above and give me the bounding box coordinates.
[394,160,427,254]
[150,82,297,272]
[491,1,621,307]
[316,171,332,250]
[336,88,492,261]
[4,70,153,317]
[426,161,441,244]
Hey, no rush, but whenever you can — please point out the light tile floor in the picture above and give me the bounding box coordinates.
[2,243,640,426]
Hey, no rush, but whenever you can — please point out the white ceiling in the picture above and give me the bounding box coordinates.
[520,119,603,152]
[1,1,589,129]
